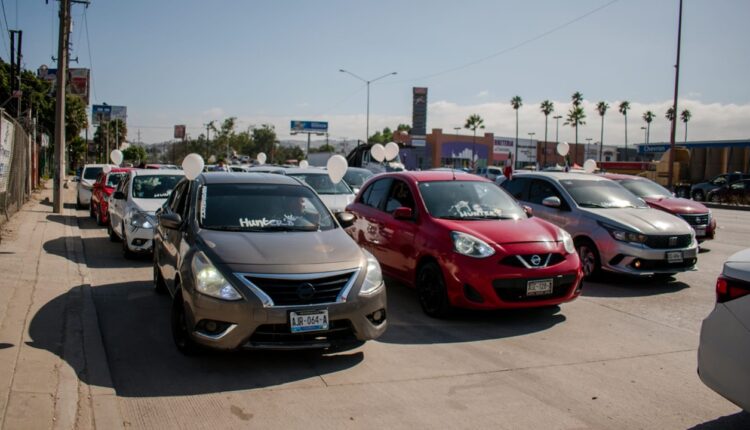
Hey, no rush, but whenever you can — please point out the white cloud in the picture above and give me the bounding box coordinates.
[476,90,489,98]
[202,107,224,118]
[296,102,310,108]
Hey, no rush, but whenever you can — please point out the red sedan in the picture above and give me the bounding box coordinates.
[602,174,716,242]
[345,171,583,317]
[90,167,132,226]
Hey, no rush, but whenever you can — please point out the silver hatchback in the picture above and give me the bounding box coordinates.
[502,172,698,279]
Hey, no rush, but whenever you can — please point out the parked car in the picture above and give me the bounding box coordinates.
[153,172,387,353]
[284,168,356,213]
[145,164,180,170]
[343,167,374,194]
[76,164,113,209]
[501,172,698,279]
[706,179,750,204]
[245,165,287,174]
[108,169,185,258]
[90,167,132,226]
[475,166,504,181]
[691,172,747,201]
[698,248,750,412]
[345,171,583,317]
[603,174,716,242]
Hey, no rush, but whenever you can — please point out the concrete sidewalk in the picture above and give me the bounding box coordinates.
[0,182,122,429]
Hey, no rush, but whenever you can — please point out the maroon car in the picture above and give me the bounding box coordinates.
[90,167,133,226]
[603,174,716,242]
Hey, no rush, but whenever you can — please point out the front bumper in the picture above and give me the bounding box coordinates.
[124,225,155,253]
[596,233,698,275]
[78,187,92,205]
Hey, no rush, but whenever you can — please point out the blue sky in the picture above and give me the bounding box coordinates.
[10,0,750,145]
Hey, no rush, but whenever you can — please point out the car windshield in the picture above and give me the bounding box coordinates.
[618,179,672,199]
[288,173,352,195]
[131,175,183,199]
[199,183,336,232]
[418,180,525,220]
[106,172,126,188]
[560,179,648,209]
[343,169,373,188]
[83,167,103,180]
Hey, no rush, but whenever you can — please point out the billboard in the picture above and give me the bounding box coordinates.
[290,120,328,134]
[110,106,127,121]
[0,117,15,193]
[412,87,427,136]
[37,66,90,104]
[174,125,186,139]
[493,138,513,155]
[638,144,670,154]
[92,105,111,126]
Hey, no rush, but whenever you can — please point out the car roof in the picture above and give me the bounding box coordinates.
[376,171,488,183]
[109,167,133,173]
[130,168,185,177]
[83,164,113,169]
[346,167,372,173]
[284,167,328,175]
[198,172,303,185]
[513,171,610,182]
[600,173,642,181]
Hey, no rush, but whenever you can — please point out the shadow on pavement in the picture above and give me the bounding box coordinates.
[688,411,750,429]
[377,279,566,345]
[39,198,76,210]
[27,281,365,398]
[43,236,151,269]
[582,275,689,298]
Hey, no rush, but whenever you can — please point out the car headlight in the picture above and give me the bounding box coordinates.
[359,250,384,296]
[130,211,156,229]
[560,230,575,254]
[451,231,495,258]
[599,222,647,244]
[191,252,242,301]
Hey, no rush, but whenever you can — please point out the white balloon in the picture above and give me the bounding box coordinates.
[384,142,400,161]
[102,165,112,174]
[583,159,598,173]
[257,152,267,165]
[182,153,205,180]
[110,149,123,165]
[556,142,570,156]
[370,143,386,162]
[299,160,309,169]
[327,154,348,184]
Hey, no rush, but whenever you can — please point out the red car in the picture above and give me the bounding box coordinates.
[90,167,133,226]
[603,174,716,242]
[345,171,583,317]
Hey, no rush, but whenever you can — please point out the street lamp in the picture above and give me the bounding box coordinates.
[585,138,593,160]
[641,126,648,144]
[339,69,398,144]
[553,115,562,165]
[527,132,535,168]
[453,126,461,136]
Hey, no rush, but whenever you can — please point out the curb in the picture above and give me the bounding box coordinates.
[703,202,750,212]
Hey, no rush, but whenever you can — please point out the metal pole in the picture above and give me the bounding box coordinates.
[306,133,311,156]
[53,0,70,213]
[16,30,22,119]
[554,115,562,165]
[667,0,683,189]
[365,81,370,143]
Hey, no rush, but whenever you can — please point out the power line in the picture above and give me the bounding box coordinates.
[0,0,10,58]
[83,9,97,102]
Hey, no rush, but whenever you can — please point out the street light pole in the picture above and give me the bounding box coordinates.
[453,126,461,136]
[553,115,562,165]
[641,126,647,145]
[527,132,535,168]
[585,138,593,160]
[339,69,397,144]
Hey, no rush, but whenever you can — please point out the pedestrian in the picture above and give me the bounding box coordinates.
[503,153,513,180]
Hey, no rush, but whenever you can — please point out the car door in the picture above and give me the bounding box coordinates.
[159,181,189,287]
[378,179,419,279]
[352,178,393,263]
[526,178,573,230]
[109,176,128,234]
[500,176,531,202]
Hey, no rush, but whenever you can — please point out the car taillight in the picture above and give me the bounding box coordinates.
[716,275,750,303]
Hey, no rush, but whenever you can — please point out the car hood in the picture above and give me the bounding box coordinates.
[197,227,362,267]
[318,194,355,213]
[723,248,750,283]
[131,198,166,214]
[435,217,563,245]
[581,207,692,235]
[644,196,709,214]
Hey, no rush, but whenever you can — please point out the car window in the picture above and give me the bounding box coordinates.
[199,183,335,232]
[618,178,671,199]
[106,172,126,188]
[343,169,374,188]
[168,181,187,213]
[559,179,648,209]
[528,179,561,205]
[730,181,746,190]
[131,175,184,199]
[288,173,352,195]
[362,178,393,210]
[82,166,103,180]
[712,175,727,186]
[501,177,530,200]
[418,180,525,219]
[385,180,416,214]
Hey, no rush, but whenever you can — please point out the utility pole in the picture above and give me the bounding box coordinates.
[53,0,71,213]
[667,0,683,190]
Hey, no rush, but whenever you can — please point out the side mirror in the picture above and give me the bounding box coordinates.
[336,211,356,229]
[542,196,562,208]
[113,191,125,200]
[159,212,182,230]
[393,207,414,220]
[523,205,533,217]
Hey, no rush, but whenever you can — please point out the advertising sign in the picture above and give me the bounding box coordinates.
[110,106,127,121]
[412,87,428,136]
[92,105,111,126]
[638,144,671,154]
[37,67,90,104]
[0,117,15,193]
[290,120,328,134]
[493,138,513,154]
[174,125,186,139]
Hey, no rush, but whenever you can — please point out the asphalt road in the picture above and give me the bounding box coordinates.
[63,208,750,429]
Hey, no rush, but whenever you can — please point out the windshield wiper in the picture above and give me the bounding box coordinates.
[261,225,319,232]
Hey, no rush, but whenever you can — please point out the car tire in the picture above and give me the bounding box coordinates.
[416,261,452,318]
[122,223,137,259]
[692,190,704,201]
[576,239,601,281]
[95,207,105,226]
[75,195,82,210]
[709,193,720,203]
[107,220,120,242]
[171,289,200,355]
[153,257,168,295]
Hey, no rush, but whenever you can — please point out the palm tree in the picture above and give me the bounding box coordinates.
[564,106,586,165]
[596,101,609,162]
[511,96,522,167]
[642,111,655,144]
[619,101,631,161]
[464,114,485,170]
[539,100,554,167]
[680,109,692,144]
[572,91,584,107]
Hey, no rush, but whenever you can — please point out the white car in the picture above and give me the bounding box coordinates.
[284,168,356,213]
[108,169,185,258]
[698,248,750,412]
[76,164,114,209]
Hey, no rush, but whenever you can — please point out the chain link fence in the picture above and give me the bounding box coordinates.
[0,109,33,226]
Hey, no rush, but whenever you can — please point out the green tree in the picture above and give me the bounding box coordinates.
[464,113,485,169]
[642,110,655,144]
[572,91,584,107]
[665,107,675,123]
[680,109,692,144]
[312,143,336,153]
[68,136,87,171]
[619,101,631,160]
[564,106,586,163]
[396,124,411,133]
[511,95,522,165]
[123,145,147,165]
[277,145,305,163]
[252,124,277,162]
[539,100,554,166]
[596,101,609,162]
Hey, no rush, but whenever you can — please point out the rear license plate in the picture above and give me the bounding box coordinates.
[694,227,706,236]
[290,309,329,333]
[667,251,683,263]
[527,279,553,296]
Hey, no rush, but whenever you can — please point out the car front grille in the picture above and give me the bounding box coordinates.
[500,253,566,269]
[645,234,692,249]
[238,269,359,307]
[246,320,356,346]
[679,213,710,226]
[492,274,577,302]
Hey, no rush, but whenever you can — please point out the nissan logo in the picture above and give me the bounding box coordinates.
[668,236,678,247]
[296,283,316,300]
[530,255,542,266]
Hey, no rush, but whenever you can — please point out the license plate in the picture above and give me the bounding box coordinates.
[694,227,706,237]
[290,309,329,333]
[527,279,553,296]
[667,251,683,263]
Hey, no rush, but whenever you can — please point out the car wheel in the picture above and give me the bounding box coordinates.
[692,190,704,201]
[171,289,200,355]
[153,257,168,295]
[95,207,105,226]
[75,195,82,210]
[122,223,137,259]
[576,239,601,280]
[709,193,720,203]
[107,220,120,242]
[416,261,452,318]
